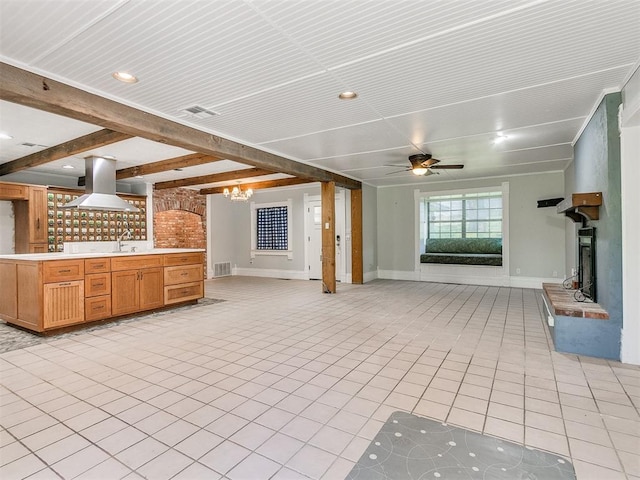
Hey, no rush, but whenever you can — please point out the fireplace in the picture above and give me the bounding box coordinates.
[578,227,596,301]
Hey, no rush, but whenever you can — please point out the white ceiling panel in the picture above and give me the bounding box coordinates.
[0,0,123,64]
[0,101,102,163]
[0,1,638,190]
[251,0,533,68]
[177,72,381,144]
[384,66,630,146]
[335,1,639,117]
[260,119,411,160]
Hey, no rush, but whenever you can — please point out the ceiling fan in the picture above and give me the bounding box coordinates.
[386,153,464,176]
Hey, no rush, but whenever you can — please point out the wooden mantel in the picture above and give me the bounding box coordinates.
[557,192,602,222]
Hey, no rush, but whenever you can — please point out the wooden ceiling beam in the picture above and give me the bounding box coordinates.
[199,177,314,195]
[0,62,361,190]
[0,129,131,176]
[154,167,274,190]
[78,152,224,186]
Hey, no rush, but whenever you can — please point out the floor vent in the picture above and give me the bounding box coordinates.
[213,262,232,277]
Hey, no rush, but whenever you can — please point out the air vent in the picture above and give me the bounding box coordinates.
[181,105,219,119]
[21,142,48,148]
[213,262,231,277]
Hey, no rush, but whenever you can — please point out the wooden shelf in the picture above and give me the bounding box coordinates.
[557,192,602,222]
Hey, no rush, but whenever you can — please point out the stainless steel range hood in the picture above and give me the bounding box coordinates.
[61,156,140,212]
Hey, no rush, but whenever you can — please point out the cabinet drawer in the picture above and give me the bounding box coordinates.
[164,265,203,286]
[43,260,85,283]
[85,258,110,274]
[85,295,111,322]
[0,182,28,200]
[164,281,204,305]
[164,252,203,267]
[111,255,163,271]
[86,273,111,297]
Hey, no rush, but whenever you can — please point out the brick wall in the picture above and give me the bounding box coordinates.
[153,188,207,276]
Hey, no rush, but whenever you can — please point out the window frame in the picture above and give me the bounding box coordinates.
[250,199,293,259]
[414,182,510,274]
[425,191,503,239]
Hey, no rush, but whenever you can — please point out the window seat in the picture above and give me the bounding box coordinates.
[420,238,502,266]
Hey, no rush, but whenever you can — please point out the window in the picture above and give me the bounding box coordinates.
[422,191,503,239]
[251,200,293,259]
[256,206,288,250]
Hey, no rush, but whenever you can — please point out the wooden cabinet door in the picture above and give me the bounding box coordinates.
[139,267,164,311]
[86,273,111,297]
[43,280,84,329]
[29,186,48,244]
[111,270,140,316]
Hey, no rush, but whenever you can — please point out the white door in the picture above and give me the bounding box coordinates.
[305,193,345,281]
[307,201,322,279]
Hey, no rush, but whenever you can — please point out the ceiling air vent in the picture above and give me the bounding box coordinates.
[181,105,219,119]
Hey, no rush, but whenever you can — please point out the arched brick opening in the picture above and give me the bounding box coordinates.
[153,188,207,276]
[154,210,205,249]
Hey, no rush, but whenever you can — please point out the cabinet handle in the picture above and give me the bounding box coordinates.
[59,282,71,286]
[59,269,71,273]
[94,305,104,310]
[36,218,40,229]
[180,272,189,276]
[94,282,104,287]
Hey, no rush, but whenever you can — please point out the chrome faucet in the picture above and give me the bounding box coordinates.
[116,226,133,252]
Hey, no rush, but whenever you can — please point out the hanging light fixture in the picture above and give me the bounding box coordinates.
[223,186,254,202]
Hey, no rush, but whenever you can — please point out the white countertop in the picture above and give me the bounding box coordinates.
[0,248,205,261]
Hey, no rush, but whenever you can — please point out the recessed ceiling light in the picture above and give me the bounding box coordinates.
[493,133,508,144]
[62,164,75,169]
[112,71,138,84]
[338,91,358,100]
[0,132,13,140]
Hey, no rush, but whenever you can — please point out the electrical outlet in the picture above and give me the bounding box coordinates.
[516,268,521,274]
[552,270,558,278]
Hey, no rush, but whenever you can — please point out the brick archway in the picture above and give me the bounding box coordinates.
[153,188,207,275]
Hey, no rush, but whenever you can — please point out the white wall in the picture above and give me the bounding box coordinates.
[0,201,15,254]
[620,66,640,365]
[376,172,566,285]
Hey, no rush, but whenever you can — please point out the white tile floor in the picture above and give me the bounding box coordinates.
[1,277,639,480]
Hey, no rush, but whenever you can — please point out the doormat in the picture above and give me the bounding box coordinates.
[0,297,225,354]
[346,411,575,480]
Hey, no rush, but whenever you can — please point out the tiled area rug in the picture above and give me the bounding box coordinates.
[347,411,575,480]
[0,297,225,354]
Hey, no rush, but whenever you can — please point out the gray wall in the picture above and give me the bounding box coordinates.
[362,183,378,277]
[377,172,566,279]
[563,92,623,359]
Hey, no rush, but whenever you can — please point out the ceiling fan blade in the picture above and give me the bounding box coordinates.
[385,169,410,175]
[384,164,410,168]
[430,164,464,169]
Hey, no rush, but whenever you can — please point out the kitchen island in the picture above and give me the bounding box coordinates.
[0,249,204,333]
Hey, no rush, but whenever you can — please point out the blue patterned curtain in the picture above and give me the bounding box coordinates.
[256,206,288,250]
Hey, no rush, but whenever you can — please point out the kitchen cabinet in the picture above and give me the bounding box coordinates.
[14,186,48,253]
[111,255,164,316]
[163,252,204,305]
[0,250,204,333]
[43,280,84,329]
[0,181,28,200]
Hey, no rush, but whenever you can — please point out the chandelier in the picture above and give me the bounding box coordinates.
[223,186,253,202]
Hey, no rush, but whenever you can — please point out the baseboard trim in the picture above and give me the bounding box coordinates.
[363,270,378,283]
[510,277,562,289]
[233,267,308,281]
[377,269,420,281]
[376,269,560,289]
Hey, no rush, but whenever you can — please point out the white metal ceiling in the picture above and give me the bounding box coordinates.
[0,0,638,189]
